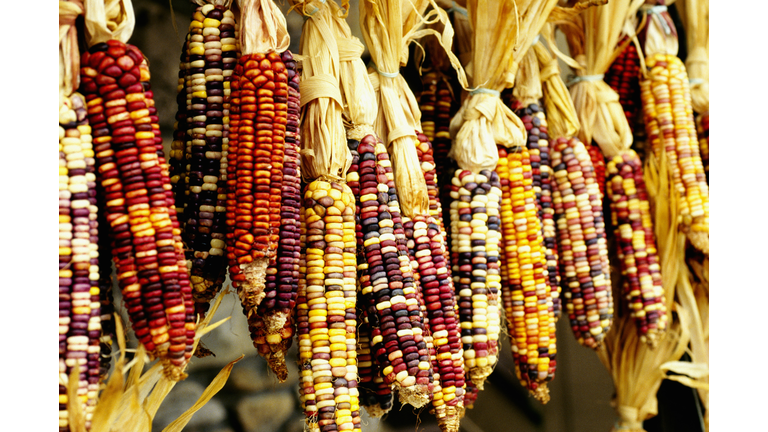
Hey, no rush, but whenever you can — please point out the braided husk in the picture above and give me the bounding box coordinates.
[511,49,542,108]
[556,0,643,158]
[448,0,563,174]
[82,0,135,46]
[360,0,465,218]
[238,0,289,55]
[675,0,708,114]
[60,1,85,100]
[534,24,580,139]
[291,0,351,182]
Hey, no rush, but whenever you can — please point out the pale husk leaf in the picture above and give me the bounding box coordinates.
[449,0,560,173]
[359,0,434,216]
[533,29,579,138]
[83,0,135,46]
[60,1,84,100]
[675,0,708,113]
[331,0,378,138]
[641,2,679,58]
[558,0,642,158]
[512,48,542,108]
[238,0,290,55]
[295,0,351,182]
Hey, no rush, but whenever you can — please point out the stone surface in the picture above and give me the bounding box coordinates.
[236,390,296,432]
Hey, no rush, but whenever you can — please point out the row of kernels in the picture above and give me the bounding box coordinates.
[587,143,606,199]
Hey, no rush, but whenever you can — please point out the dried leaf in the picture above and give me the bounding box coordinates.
[238,0,290,55]
[162,355,245,432]
[675,0,708,113]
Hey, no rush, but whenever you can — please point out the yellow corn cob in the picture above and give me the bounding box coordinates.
[640,53,708,254]
[497,146,555,403]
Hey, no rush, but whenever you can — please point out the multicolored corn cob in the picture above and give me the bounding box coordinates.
[248,50,302,380]
[606,150,668,346]
[59,93,100,431]
[512,102,560,319]
[346,138,394,418]
[171,5,238,318]
[405,213,466,431]
[640,53,709,253]
[225,51,287,323]
[296,203,319,431]
[496,146,556,402]
[605,40,641,133]
[79,40,195,378]
[550,137,613,349]
[351,137,432,407]
[449,169,502,388]
[299,180,360,432]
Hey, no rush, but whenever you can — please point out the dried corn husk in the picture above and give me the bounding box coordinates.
[66,291,239,432]
[82,0,135,46]
[292,0,351,182]
[60,1,85,100]
[332,0,378,137]
[512,48,542,108]
[597,302,691,432]
[674,0,708,114]
[238,0,289,55]
[435,0,471,71]
[534,24,580,139]
[557,0,644,158]
[360,0,465,217]
[448,0,565,174]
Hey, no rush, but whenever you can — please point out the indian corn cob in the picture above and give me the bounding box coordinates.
[346,138,394,418]
[79,40,196,378]
[449,169,503,388]
[225,51,287,324]
[248,50,302,380]
[640,54,709,253]
[605,40,642,133]
[550,137,613,349]
[404,213,466,431]
[172,4,238,318]
[512,102,560,319]
[496,146,556,402]
[59,93,100,431]
[354,137,433,407]
[606,150,667,346]
[299,180,360,432]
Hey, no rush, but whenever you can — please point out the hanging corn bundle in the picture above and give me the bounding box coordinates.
[78,0,196,380]
[448,0,564,397]
[289,1,360,431]
[674,0,709,177]
[169,0,239,322]
[332,0,433,413]
[638,2,708,254]
[558,0,644,160]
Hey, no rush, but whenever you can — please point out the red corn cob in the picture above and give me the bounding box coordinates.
[79,40,195,379]
[605,39,641,133]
